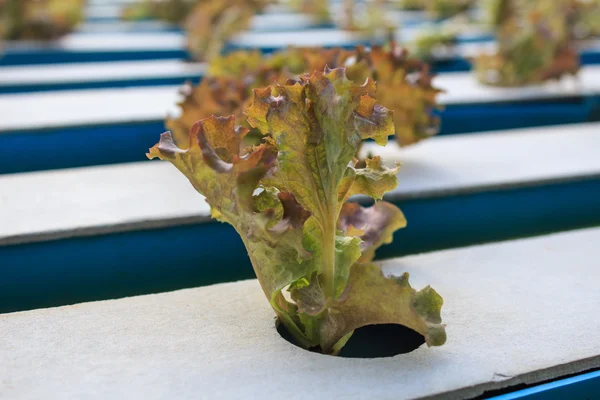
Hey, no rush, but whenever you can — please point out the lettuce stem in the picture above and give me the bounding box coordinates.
[321,195,338,299]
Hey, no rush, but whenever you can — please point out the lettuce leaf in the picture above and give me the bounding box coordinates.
[185,0,269,62]
[149,68,446,354]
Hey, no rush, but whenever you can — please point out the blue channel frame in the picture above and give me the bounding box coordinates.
[489,370,600,399]
[1,176,599,314]
[3,39,600,70]
[0,49,189,67]
[0,95,598,175]
[430,47,600,74]
[76,24,184,34]
[0,75,201,95]
[0,41,373,67]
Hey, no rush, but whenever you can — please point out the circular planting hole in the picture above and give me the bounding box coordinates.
[277,322,425,358]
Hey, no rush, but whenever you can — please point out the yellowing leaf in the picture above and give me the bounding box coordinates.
[319,263,446,353]
[290,262,446,353]
[166,78,249,149]
[147,116,312,301]
[341,156,400,202]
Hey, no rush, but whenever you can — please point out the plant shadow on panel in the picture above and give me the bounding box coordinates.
[278,322,426,358]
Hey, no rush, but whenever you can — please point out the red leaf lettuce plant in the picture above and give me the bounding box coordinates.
[148,68,446,355]
[475,0,580,86]
[0,0,83,41]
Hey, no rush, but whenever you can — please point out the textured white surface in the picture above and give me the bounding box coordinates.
[1,228,599,400]
[15,32,186,51]
[0,60,205,86]
[0,162,208,244]
[372,122,600,199]
[81,12,325,32]
[78,20,175,33]
[230,28,367,48]
[0,86,182,131]
[436,67,596,104]
[85,4,122,20]
[249,13,325,31]
[4,28,353,52]
[3,65,600,131]
[1,123,599,244]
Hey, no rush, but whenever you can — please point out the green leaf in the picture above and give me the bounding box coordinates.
[291,263,446,353]
[334,234,362,298]
[318,263,446,353]
[302,218,362,299]
[340,156,400,203]
[246,68,395,300]
[206,49,265,78]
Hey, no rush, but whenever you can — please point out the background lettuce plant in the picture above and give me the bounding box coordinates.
[475,0,580,86]
[169,45,441,149]
[149,67,446,354]
[185,0,270,62]
[571,0,600,40]
[0,0,83,40]
[122,0,269,61]
[122,0,197,23]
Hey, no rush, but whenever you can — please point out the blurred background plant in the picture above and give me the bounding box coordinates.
[120,0,401,61]
[0,0,84,40]
[570,0,600,40]
[123,0,271,61]
[474,0,580,86]
[122,0,198,23]
[116,0,600,84]
[168,44,440,149]
[185,0,271,61]
[287,0,330,24]
[411,28,457,60]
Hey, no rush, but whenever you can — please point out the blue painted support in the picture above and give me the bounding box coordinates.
[2,35,600,69]
[86,16,121,23]
[1,177,600,314]
[221,39,380,56]
[489,370,600,399]
[439,95,600,136]
[431,47,600,74]
[0,75,201,95]
[0,36,373,67]
[77,23,184,34]
[0,121,166,174]
[0,49,189,67]
[1,95,599,175]
[77,23,338,35]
